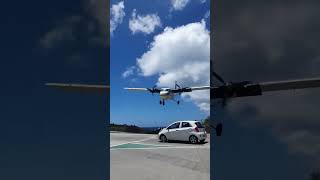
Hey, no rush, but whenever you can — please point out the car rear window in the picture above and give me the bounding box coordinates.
[195,122,204,128]
[182,122,192,127]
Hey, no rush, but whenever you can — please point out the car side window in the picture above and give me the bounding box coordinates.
[167,122,180,129]
[182,122,191,128]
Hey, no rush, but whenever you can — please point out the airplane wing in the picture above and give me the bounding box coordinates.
[190,86,211,91]
[172,86,211,93]
[260,78,320,92]
[212,77,320,99]
[124,87,161,93]
[46,83,109,93]
[124,88,149,91]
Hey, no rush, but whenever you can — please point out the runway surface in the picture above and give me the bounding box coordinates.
[110,132,210,180]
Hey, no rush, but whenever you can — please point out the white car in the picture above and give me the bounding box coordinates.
[158,121,207,144]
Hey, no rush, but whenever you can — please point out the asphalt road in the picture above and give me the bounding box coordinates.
[110,132,210,180]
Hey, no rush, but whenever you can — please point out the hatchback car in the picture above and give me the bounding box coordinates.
[158,121,207,144]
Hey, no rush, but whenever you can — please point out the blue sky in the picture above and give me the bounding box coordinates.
[110,0,210,127]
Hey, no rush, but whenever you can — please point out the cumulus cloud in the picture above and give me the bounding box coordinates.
[136,20,210,113]
[110,1,125,35]
[39,0,110,50]
[129,9,161,35]
[122,66,136,78]
[39,16,81,49]
[171,0,190,11]
[39,26,74,49]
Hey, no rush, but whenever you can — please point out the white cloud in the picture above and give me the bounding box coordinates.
[129,9,161,35]
[122,66,136,78]
[136,20,210,113]
[171,0,190,11]
[110,1,125,35]
[200,0,206,3]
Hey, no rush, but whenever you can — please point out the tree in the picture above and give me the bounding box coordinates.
[202,116,210,133]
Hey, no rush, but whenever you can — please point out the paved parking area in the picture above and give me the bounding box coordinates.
[110,132,210,180]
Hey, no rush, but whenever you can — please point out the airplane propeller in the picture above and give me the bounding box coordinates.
[147,85,159,96]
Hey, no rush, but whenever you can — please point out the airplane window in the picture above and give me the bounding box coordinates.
[182,122,191,127]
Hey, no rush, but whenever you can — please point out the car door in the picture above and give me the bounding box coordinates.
[166,122,180,140]
[177,122,193,141]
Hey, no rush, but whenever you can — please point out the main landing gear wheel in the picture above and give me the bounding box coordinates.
[160,135,167,142]
[177,100,180,105]
[160,101,162,105]
[189,135,198,144]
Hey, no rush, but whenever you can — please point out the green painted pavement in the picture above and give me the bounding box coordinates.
[111,143,170,149]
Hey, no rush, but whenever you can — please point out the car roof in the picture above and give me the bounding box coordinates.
[171,120,200,124]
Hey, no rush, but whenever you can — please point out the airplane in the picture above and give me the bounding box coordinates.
[124,81,211,105]
[45,74,320,108]
[46,70,320,137]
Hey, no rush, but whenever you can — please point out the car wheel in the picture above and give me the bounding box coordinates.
[200,139,205,143]
[160,135,167,142]
[189,135,198,144]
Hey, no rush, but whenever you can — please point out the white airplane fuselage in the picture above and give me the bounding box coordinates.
[159,90,175,100]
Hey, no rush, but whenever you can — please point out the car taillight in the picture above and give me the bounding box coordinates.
[194,127,199,132]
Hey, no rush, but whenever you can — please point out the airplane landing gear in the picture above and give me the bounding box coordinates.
[177,100,180,105]
[160,100,165,106]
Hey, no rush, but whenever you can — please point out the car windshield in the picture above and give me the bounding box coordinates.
[195,122,204,128]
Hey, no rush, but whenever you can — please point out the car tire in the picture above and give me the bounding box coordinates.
[189,135,198,144]
[160,135,167,142]
[200,139,205,143]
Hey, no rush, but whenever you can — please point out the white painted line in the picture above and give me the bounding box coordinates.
[110,136,157,148]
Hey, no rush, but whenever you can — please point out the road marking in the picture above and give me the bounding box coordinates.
[110,136,157,148]
[111,143,170,149]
